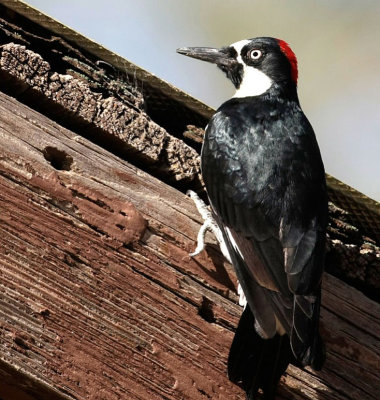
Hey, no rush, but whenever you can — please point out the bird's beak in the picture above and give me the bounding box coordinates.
[176,46,235,67]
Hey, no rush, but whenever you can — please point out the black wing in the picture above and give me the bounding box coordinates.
[201,97,327,367]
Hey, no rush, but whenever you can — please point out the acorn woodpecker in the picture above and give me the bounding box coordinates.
[177,37,327,399]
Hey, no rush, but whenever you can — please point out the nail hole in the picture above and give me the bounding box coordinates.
[198,297,215,323]
[43,146,73,171]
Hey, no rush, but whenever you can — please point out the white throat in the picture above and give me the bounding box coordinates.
[233,67,273,97]
[231,39,273,98]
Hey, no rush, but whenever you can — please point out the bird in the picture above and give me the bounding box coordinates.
[177,37,327,399]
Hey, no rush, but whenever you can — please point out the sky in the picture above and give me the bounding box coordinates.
[25,0,380,201]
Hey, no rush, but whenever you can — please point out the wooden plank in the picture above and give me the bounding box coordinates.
[0,40,377,299]
[0,0,214,125]
[0,7,378,244]
[0,40,202,185]
[0,91,379,400]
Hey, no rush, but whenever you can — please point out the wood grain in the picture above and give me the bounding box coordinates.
[0,41,201,184]
[0,40,377,300]
[0,91,379,400]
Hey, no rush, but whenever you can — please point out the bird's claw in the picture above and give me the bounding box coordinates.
[187,190,231,262]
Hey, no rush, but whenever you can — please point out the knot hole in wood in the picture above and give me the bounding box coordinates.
[198,296,216,323]
[42,146,73,171]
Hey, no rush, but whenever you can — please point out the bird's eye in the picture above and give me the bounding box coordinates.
[249,49,262,60]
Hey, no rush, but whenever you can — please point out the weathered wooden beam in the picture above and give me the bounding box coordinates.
[0,91,379,400]
[0,40,202,185]
[0,90,240,399]
[0,38,377,300]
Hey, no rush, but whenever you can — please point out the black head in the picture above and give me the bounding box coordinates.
[177,37,298,99]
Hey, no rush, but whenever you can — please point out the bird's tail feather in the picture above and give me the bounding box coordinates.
[291,290,325,370]
[228,306,294,400]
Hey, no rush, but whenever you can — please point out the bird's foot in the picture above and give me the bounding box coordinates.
[187,190,231,262]
[188,190,245,309]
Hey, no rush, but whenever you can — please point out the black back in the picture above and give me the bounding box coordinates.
[201,91,327,373]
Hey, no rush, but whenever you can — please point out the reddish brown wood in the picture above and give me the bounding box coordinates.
[0,91,379,400]
[0,39,377,299]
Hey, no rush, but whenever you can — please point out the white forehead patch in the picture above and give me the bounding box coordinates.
[230,39,273,98]
[231,39,251,59]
